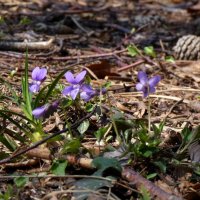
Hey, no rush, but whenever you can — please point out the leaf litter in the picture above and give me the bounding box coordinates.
[1,0,200,199]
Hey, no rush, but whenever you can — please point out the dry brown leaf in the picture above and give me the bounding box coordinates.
[86,60,119,79]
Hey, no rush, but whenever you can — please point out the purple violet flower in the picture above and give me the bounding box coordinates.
[136,71,161,98]
[80,85,107,101]
[29,67,47,93]
[32,101,59,119]
[62,70,86,100]
[80,84,97,101]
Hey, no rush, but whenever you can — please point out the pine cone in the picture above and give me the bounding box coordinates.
[173,35,200,60]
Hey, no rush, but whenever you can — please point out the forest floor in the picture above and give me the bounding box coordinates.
[1,0,200,199]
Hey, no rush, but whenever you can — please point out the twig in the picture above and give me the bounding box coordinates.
[0,38,54,51]
[122,167,183,200]
[71,17,93,36]
[163,99,183,120]
[0,49,127,60]
[2,159,39,168]
[10,4,109,16]
[0,107,96,165]
[105,23,130,33]
[115,94,190,104]
[117,60,145,72]
[33,38,64,57]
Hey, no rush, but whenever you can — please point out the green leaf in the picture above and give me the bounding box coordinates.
[103,81,112,89]
[177,126,198,154]
[51,160,68,176]
[14,177,29,187]
[153,161,167,173]
[62,138,81,154]
[138,129,149,143]
[92,157,122,175]
[127,45,140,57]
[152,121,164,136]
[180,127,192,144]
[94,126,108,142]
[77,120,90,134]
[85,103,95,112]
[19,16,31,25]
[74,178,113,200]
[144,46,156,58]
[165,56,175,63]
[139,186,151,200]
[0,185,13,200]
[143,150,152,158]
[146,173,157,180]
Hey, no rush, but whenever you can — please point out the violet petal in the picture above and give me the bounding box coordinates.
[32,67,40,80]
[80,91,92,101]
[32,105,48,119]
[75,70,87,83]
[136,83,144,91]
[29,83,40,93]
[32,67,47,81]
[148,75,161,88]
[64,71,76,84]
[149,86,156,94]
[62,85,74,96]
[138,71,148,85]
[70,88,80,100]
[81,84,95,94]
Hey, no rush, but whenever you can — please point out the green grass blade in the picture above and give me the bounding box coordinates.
[0,110,37,127]
[21,50,32,119]
[4,128,25,143]
[33,84,50,109]
[43,67,71,104]
[0,134,16,152]
[0,112,32,138]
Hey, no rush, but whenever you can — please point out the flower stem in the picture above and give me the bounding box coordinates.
[147,85,151,135]
[147,96,151,134]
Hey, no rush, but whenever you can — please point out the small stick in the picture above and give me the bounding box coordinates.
[0,49,127,60]
[0,38,54,51]
[122,167,183,200]
[117,59,145,72]
[71,17,93,36]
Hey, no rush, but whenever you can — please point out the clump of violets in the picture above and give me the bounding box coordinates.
[29,67,47,93]
[31,70,106,119]
[62,70,106,101]
[136,71,161,98]
[32,100,59,119]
